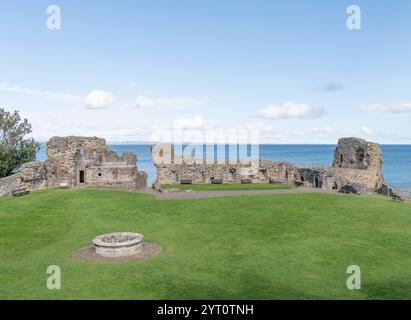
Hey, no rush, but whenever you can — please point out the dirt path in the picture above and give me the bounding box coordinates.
[142,187,340,200]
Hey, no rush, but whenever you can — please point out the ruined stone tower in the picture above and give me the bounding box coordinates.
[331,137,384,192]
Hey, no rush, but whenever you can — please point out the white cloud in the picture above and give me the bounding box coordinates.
[134,94,200,109]
[0,82,82,103]
[0,82,116,111]
[360,102,411,113]
[256,102,326,120]
[173,115,204,129]
[135,94,157,108]
[85,90,115,109]
[360,126,374,135]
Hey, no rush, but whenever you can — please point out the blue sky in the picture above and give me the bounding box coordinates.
[1,0,411,143]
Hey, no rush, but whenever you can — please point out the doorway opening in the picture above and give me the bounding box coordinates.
[79,170,85,183]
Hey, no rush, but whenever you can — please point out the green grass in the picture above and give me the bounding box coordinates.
[0,188,411,299]
[161,183,295,191]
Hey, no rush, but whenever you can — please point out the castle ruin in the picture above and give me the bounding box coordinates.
[0,136,386,196]
[0,136,147,196]
[152,137,385,194]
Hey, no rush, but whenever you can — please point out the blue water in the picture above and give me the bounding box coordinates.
[36,144,411,188]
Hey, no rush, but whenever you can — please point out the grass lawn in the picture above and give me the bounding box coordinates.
[161,183,295,191]
[0,188,411,299]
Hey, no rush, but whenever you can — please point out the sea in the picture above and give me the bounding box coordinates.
[36,144,411,189]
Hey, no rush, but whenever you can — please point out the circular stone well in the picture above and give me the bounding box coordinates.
[93,232,143,257]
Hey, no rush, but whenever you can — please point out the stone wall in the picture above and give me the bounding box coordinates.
[1,136,385,196]
[152,138,385,194]
[152,144,300,187]
[45,136,147,190]
[84,166,147,189]
[0,162,46,197]
[331,137,384,192]
[298,168,335,189]
[0,172,22,197]
[0,136,147,197]
[296,138,385,193]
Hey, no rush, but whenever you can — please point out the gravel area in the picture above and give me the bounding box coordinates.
[75,242,162,263]
[145,187,339,200]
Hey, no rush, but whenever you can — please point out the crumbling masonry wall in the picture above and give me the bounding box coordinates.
[152,138,385,194]
[0,162,46,197]
[152,144,301,187]
[331,137,385,192]
[0,136,386,196]
[296,137,385,192]
[44,136,147,189]
[0,136,147,196]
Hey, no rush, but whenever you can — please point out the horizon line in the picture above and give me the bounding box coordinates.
[36,141,411,146]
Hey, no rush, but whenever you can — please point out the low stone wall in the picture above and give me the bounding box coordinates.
[298,168,334,189]
[155,161,299,186]
[0,162,47,197]
[20,162,47,190]
[0,172,22,197]
[84,166,147,189]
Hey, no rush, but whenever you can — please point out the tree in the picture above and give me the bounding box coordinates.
[0,108,40,178]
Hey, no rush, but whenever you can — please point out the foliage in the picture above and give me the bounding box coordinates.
[0,108,39,178]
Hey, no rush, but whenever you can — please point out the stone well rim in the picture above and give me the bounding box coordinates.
[92,232,144,248]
